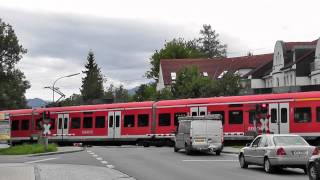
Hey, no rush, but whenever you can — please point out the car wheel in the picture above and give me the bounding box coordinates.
[308,163,320,180]
[239,154,248,169]
[216,150,221,156]
[264,158,274,173]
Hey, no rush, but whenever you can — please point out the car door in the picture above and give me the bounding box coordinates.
[256,136,268,165]
[245,136,262,163]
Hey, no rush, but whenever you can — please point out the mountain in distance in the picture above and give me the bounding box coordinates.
[27,98,48,108]
[128,86,138,95]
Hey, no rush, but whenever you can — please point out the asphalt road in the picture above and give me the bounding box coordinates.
[0,146,308,180]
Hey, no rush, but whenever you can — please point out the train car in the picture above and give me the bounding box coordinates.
[4,91,320,145]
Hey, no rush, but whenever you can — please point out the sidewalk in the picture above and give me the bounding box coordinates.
[0,163,136,180]
[222,146,241,154]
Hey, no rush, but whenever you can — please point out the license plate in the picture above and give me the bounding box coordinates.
[194,139,205,143]
[292,151,307,156]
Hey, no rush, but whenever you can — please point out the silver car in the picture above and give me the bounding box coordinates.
[239,134,317,173]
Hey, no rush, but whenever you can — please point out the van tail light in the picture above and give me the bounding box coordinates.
[276,147,286,156]
[313,147,319,155]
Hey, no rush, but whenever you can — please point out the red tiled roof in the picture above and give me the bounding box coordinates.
[160,54,273,85]
[284,40,317,50]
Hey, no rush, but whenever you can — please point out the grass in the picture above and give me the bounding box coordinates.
[0,143,58,155]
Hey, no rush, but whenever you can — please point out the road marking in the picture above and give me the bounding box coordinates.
[89,152,94,155]
[96,157,103,161]
[182,159,237,162]
[87,150,92,153]
[25,158,57,164]
[106,165,114,168]
[92,154,98,157]
[101,161,108,164]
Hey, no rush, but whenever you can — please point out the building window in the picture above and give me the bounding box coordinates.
[174,112,187,126]
[170,72,176,80]
[284,76,286,86]
[218,70,228,79]
[11,120,19,131]
[229,110,243,124]
[159,113,171,126]
[83,117,93,128]
[290,74,293,85]
[21,120,29,130]
[203,72,208,77]
[95,116,105,128]
[276,78,279,87]
[138,114,149,127]
[71,117,81,129]
[294,107,311,123]
[124,115,135,127]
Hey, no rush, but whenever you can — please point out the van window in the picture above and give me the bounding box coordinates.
[159,113,171,126]
[21,120,29,130]
[83,117,93,128]
[95,116,105,128]
[174,113,187,126]
[11,120,19,131]
[71,117,81,129]
[271,109,277,123]
[294,107,311,123]
[249,111,255,124]
[124,115,135,127]
[211,111,225,124]
[138,114,149,127]
[229,110,243,124]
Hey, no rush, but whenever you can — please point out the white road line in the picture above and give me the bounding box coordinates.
[87,150,92,153]
[92,154,98,157]
[106,165,114,168]
[101,161,108,164]
[96,157,103,161]
[25,158,57,164]
[89,152,94,155]
[182,159,237,162]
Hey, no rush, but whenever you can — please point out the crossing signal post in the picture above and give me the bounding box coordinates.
[42,111,51,150]
[255,103,269,134]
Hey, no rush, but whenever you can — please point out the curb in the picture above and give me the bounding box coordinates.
[222,150,239,154]
[28,147,84,157]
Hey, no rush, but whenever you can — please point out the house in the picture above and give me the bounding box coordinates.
[156,54,273,91]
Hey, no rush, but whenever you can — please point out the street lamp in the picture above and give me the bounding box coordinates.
[51,73,80,103]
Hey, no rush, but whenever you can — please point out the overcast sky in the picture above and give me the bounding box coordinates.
[0,0,319,101]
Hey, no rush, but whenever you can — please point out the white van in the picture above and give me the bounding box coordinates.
[174,115,223,155]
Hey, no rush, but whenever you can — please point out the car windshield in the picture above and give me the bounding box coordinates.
[273,136,308,146]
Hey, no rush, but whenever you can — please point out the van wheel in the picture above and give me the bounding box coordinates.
[215,150,221,156]
[174,146,180,152]
[185,144,192,155]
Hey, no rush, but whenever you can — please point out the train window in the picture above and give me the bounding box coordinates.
[159,113,171,126]
[109,116,114,127]
[281,108,287,123]
[249,111,255,124]
[21,120,29,130]
[58,118,62,129]
[317,107,320,122]
[11,120,19,131]
[271,109,277,123]
[83,117,93,128]
[294,107,311,123]
[115,115,120,127]
[191,112,197,116]
[174,113,187,126]
[229,110,243,124]
[138,114,149,127]
[124,115,135,127]
[199,111,206,116]
[36,118,43,130]
[211,111,225,124]
[64,118,68,129]
[71,117,81,129]
[95,116,105,128]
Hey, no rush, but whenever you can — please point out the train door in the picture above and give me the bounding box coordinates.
[269,103,289,134]
[57,114,69,135]
[108,111,121,139]
[190,107,207,116]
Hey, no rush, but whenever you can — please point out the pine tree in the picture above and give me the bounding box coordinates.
[80,51,104,103]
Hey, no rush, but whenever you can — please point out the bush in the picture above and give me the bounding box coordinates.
[0,143,57,155]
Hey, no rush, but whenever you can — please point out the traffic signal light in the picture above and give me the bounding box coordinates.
[256,103,268,114]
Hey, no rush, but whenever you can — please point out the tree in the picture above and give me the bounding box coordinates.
[80,51,104,103]
[197,24,227,58]
[171,66,217,99]
[114,85,129,103]
[0,19,30,110]
[145,38,205,81]
[216,72,241,96]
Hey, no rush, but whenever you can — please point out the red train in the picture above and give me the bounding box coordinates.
[3,91,320,145]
